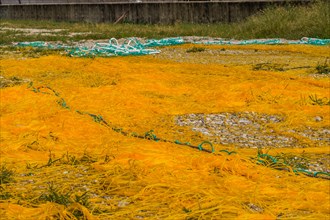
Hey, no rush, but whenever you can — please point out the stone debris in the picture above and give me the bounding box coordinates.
[176,112,329,148]
[176,112,330,173]
[176,112,296,148]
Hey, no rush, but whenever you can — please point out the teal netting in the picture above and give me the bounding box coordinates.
[194,37,330,45]
[144,37,184,47]
[15,37,184,57]
[15,37,330,57]
[67,38,160,57]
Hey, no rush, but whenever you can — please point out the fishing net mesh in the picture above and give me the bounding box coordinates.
[0,43,329,219]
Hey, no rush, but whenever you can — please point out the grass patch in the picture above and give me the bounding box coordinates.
[233,0,330,39]
[186,47,206,53]
[0,190,11,200]
[252,63,286,72]
[0,1,329,44]
[34,151,99,169]
[0,164,14,184]
[39,183,72,206]
[309,94,330,106]
[39,183,91,218]
[315,59,330,74]
[0,46,65,58]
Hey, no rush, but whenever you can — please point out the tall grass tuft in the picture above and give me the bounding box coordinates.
[233,1,330,39]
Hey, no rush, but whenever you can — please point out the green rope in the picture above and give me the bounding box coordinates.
[257,153,278,163]
[219,149,237,155]
[197,141,214,153]
[314,172,330,177]
[174,140,190,145]
[57,98,70,109]
[26,83,329,179]
[144,130,160,142]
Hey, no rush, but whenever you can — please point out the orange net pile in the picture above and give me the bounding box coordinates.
[0,44,329,219]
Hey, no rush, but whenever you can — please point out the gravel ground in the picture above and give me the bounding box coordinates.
[176,112,330,148]
[155,45,327,68]
[176,112,330,173]
[176,112,291,148]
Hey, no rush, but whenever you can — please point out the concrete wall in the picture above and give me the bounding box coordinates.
[0,1,312,24]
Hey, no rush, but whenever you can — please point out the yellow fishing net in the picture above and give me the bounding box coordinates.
[0,44,329,219]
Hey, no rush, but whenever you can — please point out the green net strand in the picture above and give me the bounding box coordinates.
[174,140,191,146]
[197,141,215,153]
[196,39,282,45]
[293,169,330,178]
[258,153,278,163]
[144,37,185,47]
[219,149,237,155]
[194,37,330,46]
[301,37,330,45]
[144,130,160,142]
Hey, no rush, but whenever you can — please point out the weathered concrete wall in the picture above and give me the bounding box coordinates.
[0,1,311,24]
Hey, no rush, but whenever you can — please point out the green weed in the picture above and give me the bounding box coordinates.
[39,183,90,207]
[38,151,98,168]
[276,153,309,170]
[74,192,90,208]
[186,47,205,53]
[0,164,14,184]
[309,94,330,106]
[0,190,11,200]
[40,183,71,206]
[252,63,286,72]
[315,59,330,74]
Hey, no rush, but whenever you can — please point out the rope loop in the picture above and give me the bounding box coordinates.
[219,149,237,155]
[197,141,214,153]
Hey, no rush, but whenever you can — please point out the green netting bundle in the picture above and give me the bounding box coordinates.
[16,38,162,57]
[67,38,160,57]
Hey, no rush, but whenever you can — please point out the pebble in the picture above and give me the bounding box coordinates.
[118,200,130,207]
[246,203,263,213]
[314,116,323,122]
